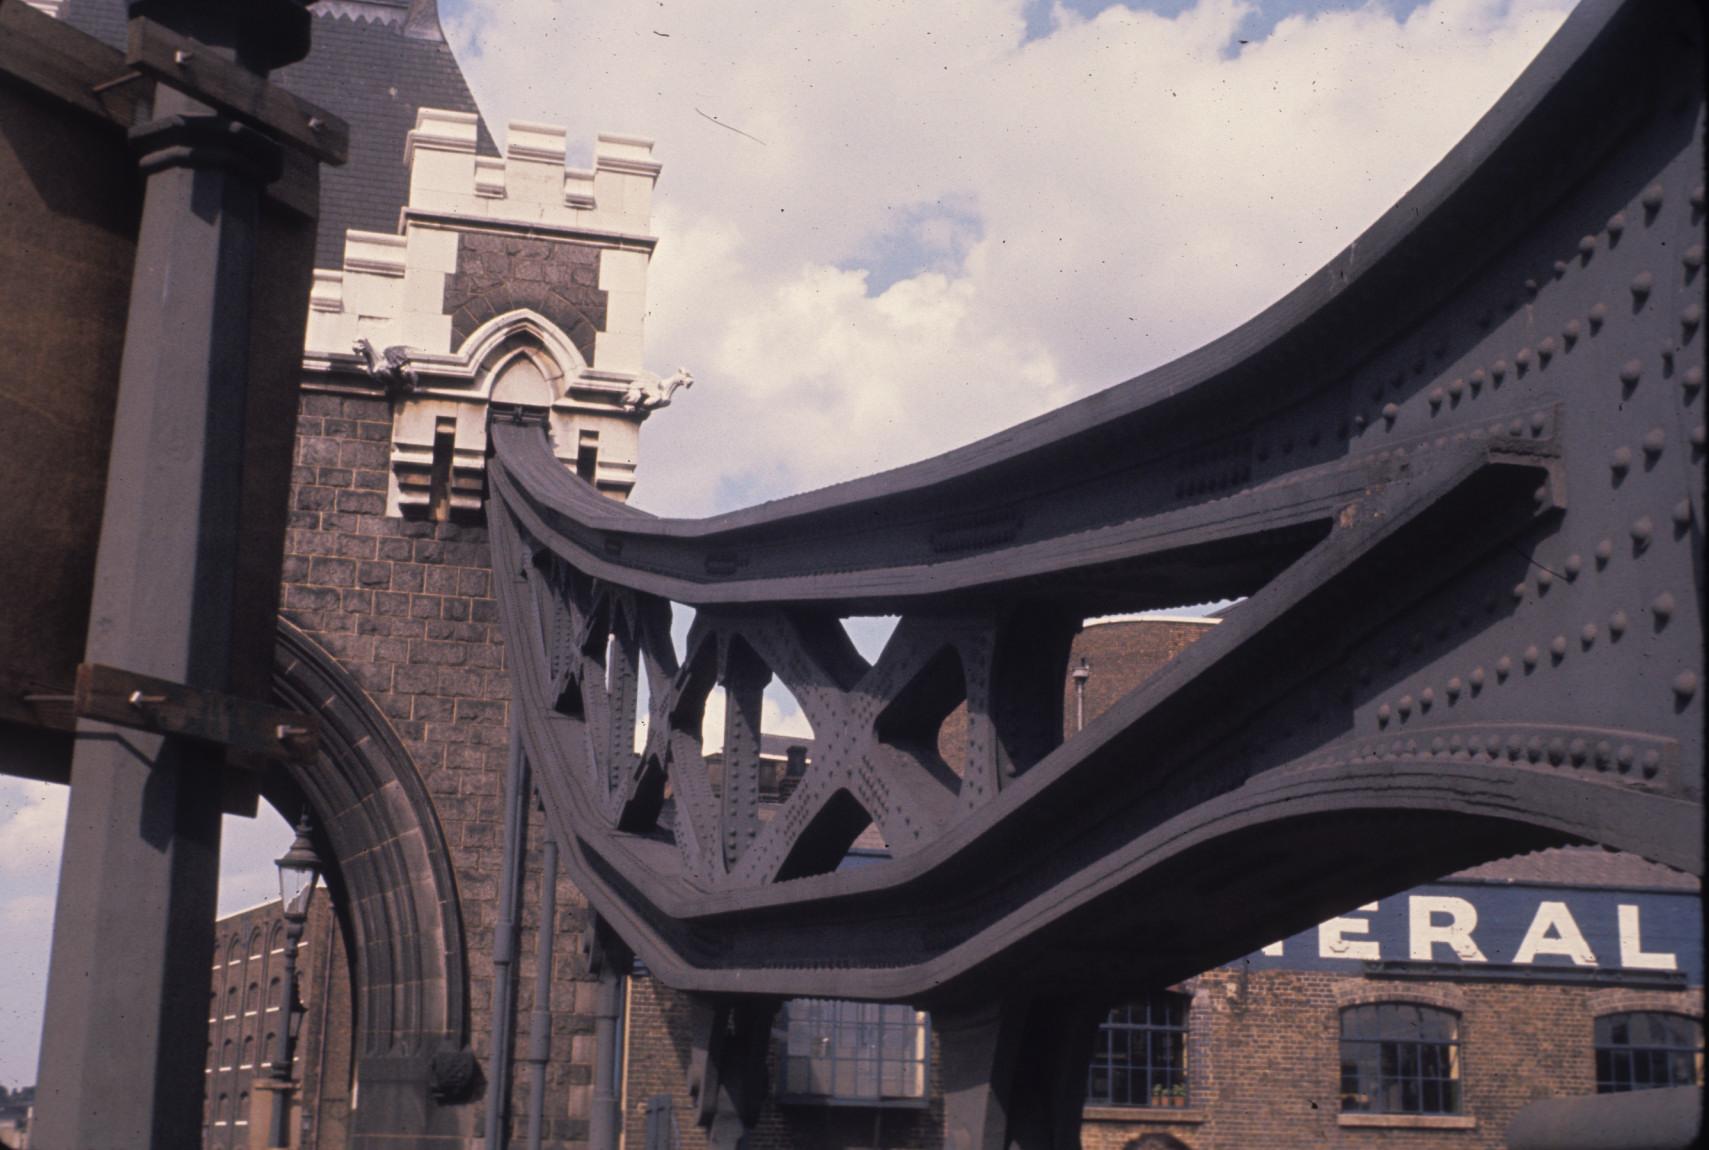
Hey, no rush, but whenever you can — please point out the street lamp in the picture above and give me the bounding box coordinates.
[269,812,321,1148]
[1071,656,1091,733]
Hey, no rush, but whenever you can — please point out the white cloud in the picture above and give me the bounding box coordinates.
[444,0,1573,516]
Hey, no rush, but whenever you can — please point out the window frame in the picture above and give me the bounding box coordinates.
[775,998,932,1108]
[1594,1011,1705,1093]
[1338,1002,1463,1116]
[1085,991,1192,1109]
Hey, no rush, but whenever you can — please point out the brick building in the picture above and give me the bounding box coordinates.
[39,2,1696,1147]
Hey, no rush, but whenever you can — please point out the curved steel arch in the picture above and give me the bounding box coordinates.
[491,0,1702,1017]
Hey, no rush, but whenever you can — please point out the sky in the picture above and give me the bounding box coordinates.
[0,0,1575,1091]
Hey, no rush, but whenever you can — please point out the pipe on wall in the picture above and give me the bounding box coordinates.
[590,918,630,1150]
[485,727,533,1150]
[524,831,559,1150]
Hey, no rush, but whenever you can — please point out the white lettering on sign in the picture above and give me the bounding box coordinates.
[1409,896,1487,962]
[1319,902,1380,960]
[1514,900,1598,965]
[1617,905,1677,971]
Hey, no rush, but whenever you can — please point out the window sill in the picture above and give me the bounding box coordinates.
[1339,1113,1477,1130]
[775,1094,930,1111]
[1083,1106,1206,1125]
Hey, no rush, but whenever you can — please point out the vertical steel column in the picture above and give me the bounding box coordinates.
[32,83,282,1150]
[523,831,558,1150]
[485,727,532,1150]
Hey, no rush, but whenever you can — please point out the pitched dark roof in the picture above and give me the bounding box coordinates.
[1448,846,1699,892]
[59,0,495,267]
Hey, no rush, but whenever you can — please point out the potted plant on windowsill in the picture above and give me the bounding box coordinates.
[1150,1084,1165,1108]
[1170,1084,1187,1108]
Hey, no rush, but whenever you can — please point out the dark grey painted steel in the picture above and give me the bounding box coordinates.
[1507,1086,1702,1150]
[31,24,296,1144]
[489,0,1704,1010]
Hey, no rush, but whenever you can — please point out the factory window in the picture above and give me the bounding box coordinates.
[1086,992,1190,1107]
[778,999,929,1104]
[1595,1012,1704,1092]
[1340,1003,1461,1114]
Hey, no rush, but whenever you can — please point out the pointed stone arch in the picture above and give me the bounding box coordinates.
[270,618,476,1146]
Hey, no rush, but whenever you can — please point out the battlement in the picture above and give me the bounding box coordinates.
[403,109,660,233]
[301,108,684,517]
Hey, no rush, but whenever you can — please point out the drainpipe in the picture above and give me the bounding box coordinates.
[524,828,559,1150]
[1071,657,1091,732]
[486,726,533,1150]
[590,917,632,1150]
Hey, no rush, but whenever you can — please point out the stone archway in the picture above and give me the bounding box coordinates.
[271,618,477,1148]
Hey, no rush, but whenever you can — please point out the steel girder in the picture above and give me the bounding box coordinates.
[489,0,1703,1016]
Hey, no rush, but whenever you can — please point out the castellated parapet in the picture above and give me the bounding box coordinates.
[303,108,684,516]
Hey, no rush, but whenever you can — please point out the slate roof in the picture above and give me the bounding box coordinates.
[59,0,495,267]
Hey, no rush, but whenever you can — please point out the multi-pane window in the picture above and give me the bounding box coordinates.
[1595,1013,1704,1093]
[1340,1004,1461,1115]
[779,999,929,1103]
[1086,993,1190,1107]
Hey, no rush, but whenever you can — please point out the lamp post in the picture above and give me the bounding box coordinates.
[1071,657,1091,733]
[269,812,322,1148]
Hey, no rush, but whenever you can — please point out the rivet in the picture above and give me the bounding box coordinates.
[1578,234,1597,260]
[1607,211,1627,238]
[1530,410,1548,435]
[1589,303,1608,330]
[1563,319,1581,345]
[1641,183,1664,213]
[1631,516,1654,547]
[1522,645,1540,670]
[1620,359,1643,388]
[1550,635,1567,660]
[1552,259,1568,278]
[1506,734,1524,760]
[1470,666,1486,690]
[1512,581,1529,601]
[1611,446,1632,474]
[1652,591,1675,622]
[1447,676,1463,701]
[1431,737,1446,755]
[1548,737,1566,765]
[1563,554,1582,579]
[1420,688,1435,709]
[1642,428,1666,457]
[1685,244,1704,270]
[1581,623,1597,647]
[1631,271,1654,300]
[1569,738,1587,765]
[1516,347,1533,370]
[1382,402,1400,426]
[1673,498,1693,528]
[1527,737,1544,763]
[1353,414,1367,431]
[1672,671,1697,701]
[1537,568,1554,591]
[1595,538,1614,565]
[1617,744,1635,773]
[1641,749,1661,778]
[1610,608,1629,637]
[1509,418,1525,437]
[1469,368,1487,392]
[1682,303,1702,333]
[1692,425,1706,449]
[1492,359,1508,381]
[1496,656,1513,680]
[1595,740,1613,770]
[1693,184,1706,210]
[1377,704,1391,726]
[1447,378,1465,400]
[1429,387,1445,410]
[1398,694,1414,717]
[1538,336,1556,361]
